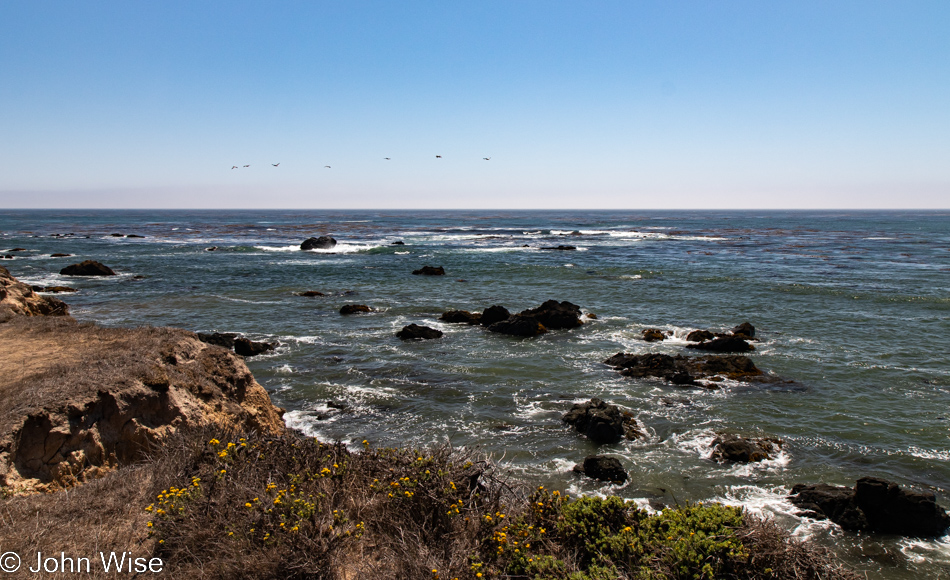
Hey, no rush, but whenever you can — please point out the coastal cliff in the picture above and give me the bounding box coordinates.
[0,267,284,493]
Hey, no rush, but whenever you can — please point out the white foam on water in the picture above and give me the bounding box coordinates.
[620,274,642,280]
[256,242,384,254]
[273,364,295,374]
[899,535,950,566]
[395,251,410,255]
[209,294,283,305]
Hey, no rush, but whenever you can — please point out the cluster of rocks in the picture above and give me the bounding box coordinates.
[639,322,757,353]
[440,300,584,338]
[562,398,643,484]
[108,233,145,238]
[196,332,277,357]
[603,352,762,386]
[300,236,337,250]
[31,285,78,294]
[790,477,950,537]
[60,260,116,276]
[0,266,71,318]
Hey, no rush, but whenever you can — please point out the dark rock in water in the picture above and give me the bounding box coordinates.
[109,233,124,237]
[573,455,628,483]
[301,236,337,250]
[562,398,643,444]
[296,290,326,297]
[126,234,145,238]
[686,329,715,342]
[205,246,217,251]
[340,304,372,315]
[60,260,116,276]
[586,312,598,319]
[686,336,754,352]
[397,324,443,340]
[641,328,668,342]
[731,322,755,338]
[711,434,781,463]
[131,275,146,280]
[412,265,445,275]
[604,352,762,383]
[8,248,27,252]
[790,478,950,536]
[540,245,576,251]
[391,241,405,245]
[234,337,276,357]
[518,300,583,330]
[50,253,72,257]
[440,310,481,324]
[196,332,239,349]
[0,255,12,260]
[487,315,547,337]
[479,305,510,327]
[39,286,78,294]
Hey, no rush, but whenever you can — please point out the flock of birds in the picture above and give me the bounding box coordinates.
[230,156,490,170]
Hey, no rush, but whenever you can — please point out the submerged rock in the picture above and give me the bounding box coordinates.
[60,260,116,276]
[391,241,405,245]
[340,304,372,315]
[301,236,337,250]
[440,310,481,325]
[540,245,577,251]
[50,253,72,258]
[562,398,643,444]
[396,324,443,340]
[789,477,950,537]
[710,434,781,463]
[296,290,326,297]
[573,455,628,483]
[412,265,445,276]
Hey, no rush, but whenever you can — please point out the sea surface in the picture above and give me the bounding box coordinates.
[2,209,948,578]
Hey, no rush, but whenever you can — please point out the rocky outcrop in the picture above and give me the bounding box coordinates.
[789,478,950,537]
[572,455,628,483]
[517,300,583,330]
[37,286,78,294]
[479,305,510,327]
[296,290,326,297]
[391,241,405,245]
[412,265,445,276]
[731,322,755,338]
[487,315,547,337]
[686,330,715,342]
[396,324,443,340]
[540,245,576,251]
[603,352,762,385]
[0,318,284,493]
[440,310,481,324]
[686,336,755,353]
[50,253,72,258]
[60,260,116,276]
[641,328,669,342]
[340,304,373,315]
[196,332,238,349]
[710,434,781,463]
[562,398,643,444]
[234,337,276,357]
[301,236,337,250]
[0,266,70,318]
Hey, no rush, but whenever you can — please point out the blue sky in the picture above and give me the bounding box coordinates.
[1,1,948,209]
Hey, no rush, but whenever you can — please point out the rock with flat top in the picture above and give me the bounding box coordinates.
[60,260,116,276]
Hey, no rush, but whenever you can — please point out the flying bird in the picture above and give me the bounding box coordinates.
[231,166,238,169]
[384,157,391,160]
[435,155,442,159]
[324,165,331,168]
[272,163,280,167]
[243,165,250,168]
[483,157,491,161]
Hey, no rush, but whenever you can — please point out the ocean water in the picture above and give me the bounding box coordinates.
[2,209,949,577]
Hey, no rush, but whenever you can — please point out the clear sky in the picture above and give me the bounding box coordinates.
[1,1,948,209]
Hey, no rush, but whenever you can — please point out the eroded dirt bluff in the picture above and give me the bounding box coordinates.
[0,265,70,318]
[0,270,285,493]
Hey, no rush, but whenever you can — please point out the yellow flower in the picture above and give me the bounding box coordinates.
[245,503,253,508]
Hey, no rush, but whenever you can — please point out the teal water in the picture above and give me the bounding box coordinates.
[2,209,949,577]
